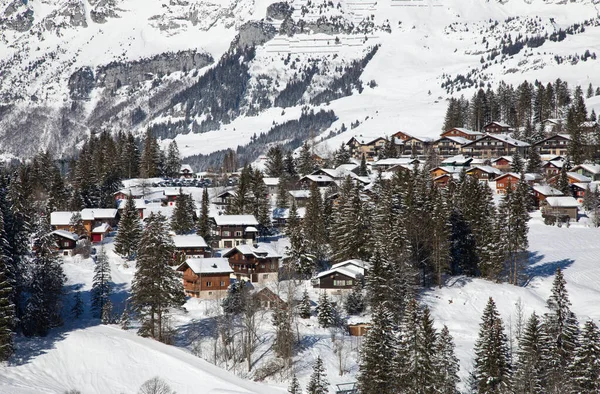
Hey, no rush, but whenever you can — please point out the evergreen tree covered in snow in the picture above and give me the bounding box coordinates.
[91,247,112,319]
[265,145,285,177]
[568,320,600,393]
[302,182,326,267]
[288,374,302,394]
[435,326,460,394]
[251,169,272,234]
[171,189,196,234]
[297,142,316,176]
[472,297,511,393]
[333,143,351,167]
[307,356,329,394]
[299,289,311,319]
[0,206,15,361]
[229,165,253,215]
[114,193,143,260]
[331,181,371,262]
[525,146,542,175]
[512,312,546,394]
[316,292,335,328]
[556,165,571,195]
[130,213,185,342]
[71,291,84,319]
[22,215,65,337]
[165,141,181,179]
[197,187,212,240]
[286,201,313,277]
[511,153,525,173]
[344,282,364,315]
[140,131,161,178]
[357,304,396,394]
[543,268,579,393]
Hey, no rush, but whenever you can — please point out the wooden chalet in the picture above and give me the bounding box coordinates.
[179,164,194,179]
[346,136,388,160]
[542,118,565,134]
[212,215,259,249]
[214,189,237,209]
[173,234,210,259]
[433,173,454,187]
[532,185,563,208]
[441,154,473,168]
[541,159,564,178]
[430,166,461,179]
[541,196,579,222]
[433,136,471,157]
[51,230,79,256]
[466,165,503,182]
[401,136,434,157]
[117,198,146,219]
[392,130,413,142]
[299,174,336,189]
[348,323,372,337]
[114,188,145,201]
[571,164,600,182]
[534,134,571,157]
[253,288,286,309]
[288,190,311,207]
[549,172,592,186]
[491,156,513,172]
[272,206,306,228]
[462,134,529,159]
[223,244,282,283]
[441,128,483,141]
[571,182,600,200]
[312,260,369,295]
[177,258,233,299]
[482,121,511,134]
[50,209,119,240]
[371,158,419,172]
[263,177,279,196]
[494,173,540,195]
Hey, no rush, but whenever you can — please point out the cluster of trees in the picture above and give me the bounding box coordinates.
[286,167,532,287]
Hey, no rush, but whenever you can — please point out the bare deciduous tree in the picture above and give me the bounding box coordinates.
[138,377,175,394]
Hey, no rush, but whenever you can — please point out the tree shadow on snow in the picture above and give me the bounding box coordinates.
[523,251,574,286]
[10,282,130,366]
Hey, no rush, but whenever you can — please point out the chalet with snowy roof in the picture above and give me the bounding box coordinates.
[114,188,145,201]
[172,234,210,259]
[433,136,471,157]
[466,165,503,182]
[542,118,565,134]
[310,168,341,179]
[212,215,259,249]
[180,164,194,179]
[263,177,279,195]
[392,130,413,141]
[51,230,79,256]
[346,136,388,160]
[163,188,188,204]
[532,185,564,208]
[91,223,111,243]
[214,189,237,208]
[541,159,564,178]
[571,182,600,200]
[550,172,592,186]
[430,166,461,179]
[50,209,119,239]
[541,197,579,222]
[482,121,511,134]
[177,258,233,299]
[312,260,369,295]
[462,134,529,159]
[299,174,336,189]
[272,206,306,228]
[491,156,513,172]
[494,173,540,195]
[288,190,311,207]
[433,173,454,187]
[254,288,287,310]
[534,134,571,157]
[571,164,600,181]
[401,136,434,157]
[117,198,147,219]
[223,244,281,284]
[441,128,483,141]
[441,155,473,168]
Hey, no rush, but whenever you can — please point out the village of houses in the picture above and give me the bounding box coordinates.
[43,118,599,321]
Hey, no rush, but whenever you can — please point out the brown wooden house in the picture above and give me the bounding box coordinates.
[541,159,564,178]
[346,136,388,160]
[441,128,483,141]
[172,234,210,259]
[433,136,471,157]
[532,185,564,208]
[223,244,281,283]
[253,288,287,309]
[177,258,233,299]
[212,215,259,249]
[51,230,79,256]
[491,156,513,172]
[179,164,194,179]
[466,165,503,182]
[312,260,369,295]
[534,134,571,157]
[482,121,511,134]
[462,134,529,159]
[542,197,579,222]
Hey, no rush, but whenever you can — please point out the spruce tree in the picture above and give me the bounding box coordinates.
[0,207,15,361]
[273,307,294,360]
[569,320,600,393]
[229,165,253,214]
[71,291,84,319]
[170,189,196,234]
[114,193,143,260]
[307,356,329,394]
[435,326,460,394]
[120,304,131,330]
[472,297,511,393]
[556,165,571,195]
[140,131,160,178]
[331,181,371,262]
[130,213,185,342]
[543,268,579,392]
[22,215,66,337]
[511,153,525,174]
[358,154,368,176]
[345,283,364,315]
[357,304,396,394]
[316,292,335,328]
[165,141,181,178]
[91,247,112,318]
[286,201,313,277]
[297,142,316,176]
[288,374,302,394]
[250,169,272,234]
[525,146,542,175]
[196,187,211,240]
[101,299,114,324]
[69,212,87,238]
[333,143,351,167]
[275,174,290,209]
[265,145,285,177]
[302,182,326,266]
[299,289,311,319]
[512,312,546,394]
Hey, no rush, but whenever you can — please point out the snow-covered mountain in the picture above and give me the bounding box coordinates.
[1,0,600,161]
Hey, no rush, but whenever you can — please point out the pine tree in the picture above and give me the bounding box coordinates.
[357,304,396,394]
[543,268,579,392]
[250,169,272,234]
[358,154,368,176]
[569,320,600,393]
[140,131,160,178]
[273,307,294,359]
[416,306,439,392]
[288,374,302,394]
[473,297,512,393]
[101,299,113,324]
[47,170,67,212]
[297,142,316,176]
[197,187,211,240]
[307,356,329,394]
[511,153,525,173]
[316,292,335,328]
[435,326,460,394]
[114,193,143,260]
[229,165,253,215]
[333,143,351,167]
[556,165,571,195]
[0,207,15,361]
[512,313,546,394]
[276,173,290,209]
[286,201,313,277]
[22,215,65,337]
[69,212,87,238]
[170,189,196,234]
[165,141,181,178]
[265,145,285,177]
[302,182,326,265]
[120,304,131,330]
[121,132,140,179]
[299,289,311,319]
[91,247,112,318]
[71,291,84,319]
[526,146,542,175]
[130,213,185,342]
[344,283,364,315]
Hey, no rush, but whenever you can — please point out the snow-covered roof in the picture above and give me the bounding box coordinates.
[572,164,600,175]
[81,209,118,220]
[473,133,530,147]
[245,226,259,233]
[580,121,599,128]
[215,189,237,198]
[372,157,418,167]
[432,166,463,174]
[272,207,307,219]
[441,155,473,165]
[544,196,579,208]
[543,118,565,125]
[335,164,359,174]
[532,185,563,197]
[467,165,503,175]
[117,199,147,210]
[450,127,483,136]
[572,182,600,192]
[180,164,193,173]
[172,234,208,248]
[144,203,175,219]
[315,262,367,280]
[178,258,233,275]
[50,211,80,226]
[288,190,311,199]
[438,136,471,145]
[51,230,79,241]
[567,172,592,183]
[331,259,370,271]
[223,244,282,259]
[213,215,259,226]
[164,188,185,197]
[496,172,540,182]
[485,121,511,128]
[407,135,434,143]
[491,156,513,163]
[263,177,279,186]
[301,174,334,183]
[91,223,111,234]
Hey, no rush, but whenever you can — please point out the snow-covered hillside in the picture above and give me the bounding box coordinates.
[1,0,600,161]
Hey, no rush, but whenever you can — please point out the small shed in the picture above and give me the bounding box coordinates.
[348,323,371,337]
[542,196,579,222]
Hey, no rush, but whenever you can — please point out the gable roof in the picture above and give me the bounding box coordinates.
[223,244,282,259]
[91,223,111,234]
[467,165,503,175]
[263,177,280,186]
[180,164,193,173]
[172,234,208,249]
[571,164,600,175]
[435,136,471,145]
[51,230,79,242]
[177,258,233,275]
[544,196,579,208]
[315,260,368,280]
[81,208,118,220]
[464,133,529,148]
[446,127,484,136]
[532,185,563,197]
[484,121,511,128]
[213,215,259,226]
[50,211,80,226]
[567,172,592,183]
[117,199,147,210]
[441,155,473,166]
[300,174,334,183]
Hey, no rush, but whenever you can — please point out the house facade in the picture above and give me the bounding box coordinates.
[542,197,579,222]
[180,164,194,179]
[50,209,119,240]
[346,136,388,160]
[177,258,233,299]
[212,215,259,249]
[466,165,503,182]
[534,134,571,157]
[441,128,483,141]
[462,134,529,159]
[482,121,511,134]
[401,136,433,157]
[433,136,470,158]
[51,230,79,256]
[173,234,210,259]
[312,260,368,295]
[223,244,281,283]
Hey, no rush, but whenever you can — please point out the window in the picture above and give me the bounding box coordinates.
[235,231,242,237]
[222,231,230,236]
[333,280,346,287]
[263,274,269,279]
[347,280,353,286]
[220,281,225,287]
[206,281,212,287]
[63,241,70,247]
[270,263,275,270]
[208,291,213,296]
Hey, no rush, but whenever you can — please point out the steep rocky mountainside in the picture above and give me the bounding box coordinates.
[1,0,600,163]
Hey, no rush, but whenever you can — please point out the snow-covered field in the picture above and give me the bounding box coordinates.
[1,206,599,393]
